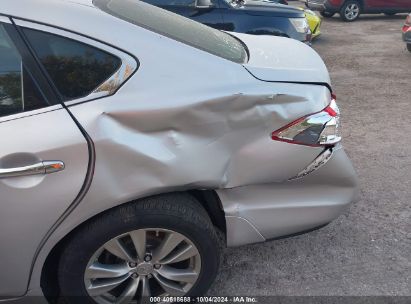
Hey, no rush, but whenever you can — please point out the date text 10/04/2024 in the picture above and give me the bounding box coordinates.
[149,297,258,303]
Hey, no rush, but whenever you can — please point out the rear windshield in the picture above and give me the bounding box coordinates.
[93,0,248,63]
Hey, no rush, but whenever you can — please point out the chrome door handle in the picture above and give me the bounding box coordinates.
[0,161,65,179]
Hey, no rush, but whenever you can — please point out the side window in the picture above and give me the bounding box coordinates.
[0,24,49,118]
[23,28,122,101]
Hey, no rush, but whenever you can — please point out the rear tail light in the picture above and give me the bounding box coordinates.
[271,94,341,147]
[403,15,411,32]
[402,15,411,33]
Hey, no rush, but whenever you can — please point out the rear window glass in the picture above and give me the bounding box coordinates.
[93,0,248,64]
[23,28,122,101]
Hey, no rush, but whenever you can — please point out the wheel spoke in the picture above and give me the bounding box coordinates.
[85,262,129,279]
[85,229,201,303]
[152,273,185,296]
[141,277,151,297]
[159,243,198,265]
[129,230,146,261]
[87,275,130,297]
[152,233,184,263]
[155,265,198,283]
[117,277,140,304]
[104,238,134,262]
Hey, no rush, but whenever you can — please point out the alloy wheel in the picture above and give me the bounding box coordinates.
[84,228,201,304]
[344,3,360,21]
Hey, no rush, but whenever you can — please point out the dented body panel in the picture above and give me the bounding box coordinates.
[219,145,358,246]
[0,0,358,299]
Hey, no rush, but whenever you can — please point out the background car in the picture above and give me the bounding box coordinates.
[306,0,411,22]
[304,8,321,38]
[265,0,322,38]
[141,0,312,42]
[1,0,357,302]
[403,13,411,52]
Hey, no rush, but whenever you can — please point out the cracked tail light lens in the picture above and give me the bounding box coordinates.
[271,95,341,147]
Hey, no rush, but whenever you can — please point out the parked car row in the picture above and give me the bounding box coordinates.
[139,0,313,42]
[0,0,358,302]
[306,0,411,22]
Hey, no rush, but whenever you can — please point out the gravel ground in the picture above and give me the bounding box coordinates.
[208,11,411,297]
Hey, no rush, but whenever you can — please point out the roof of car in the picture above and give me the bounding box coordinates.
[1,0,148,55]
[1,0,95,22]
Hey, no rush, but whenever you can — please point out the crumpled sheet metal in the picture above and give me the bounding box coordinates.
[63,83,329,227]
[96,95,321,184]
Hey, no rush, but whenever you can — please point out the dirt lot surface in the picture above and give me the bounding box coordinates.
[208,10,411,297]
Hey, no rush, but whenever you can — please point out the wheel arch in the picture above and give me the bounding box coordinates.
[343,0,364,10]
[40,189,225,301]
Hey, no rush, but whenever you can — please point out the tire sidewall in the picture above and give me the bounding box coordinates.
[58,207,220,302]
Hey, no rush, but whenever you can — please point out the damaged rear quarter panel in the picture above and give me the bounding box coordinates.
[51,33,331,250]
[64,71,330,228]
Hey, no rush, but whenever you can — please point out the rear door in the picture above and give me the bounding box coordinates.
[0,15,128,297]
[0,17,90,296]
[366,0,402,9]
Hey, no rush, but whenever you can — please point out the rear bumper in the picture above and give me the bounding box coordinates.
[218,145,358,247]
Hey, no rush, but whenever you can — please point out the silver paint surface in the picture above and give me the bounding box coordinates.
[0,109,89,296]
[0,0,357,299]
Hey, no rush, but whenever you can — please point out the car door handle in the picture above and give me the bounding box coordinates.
[0,161,65,179]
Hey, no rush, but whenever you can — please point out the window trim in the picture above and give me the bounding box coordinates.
[0,104,63,124]
[12,18,139,106]
[0,16,12,24]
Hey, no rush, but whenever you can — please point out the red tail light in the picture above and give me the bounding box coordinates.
[271,95,341,147]
[403,15,411,33]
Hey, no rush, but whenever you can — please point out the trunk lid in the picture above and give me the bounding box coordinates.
[231,32,331,86]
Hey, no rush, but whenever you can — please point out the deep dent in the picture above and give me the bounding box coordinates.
[92,92,322,191]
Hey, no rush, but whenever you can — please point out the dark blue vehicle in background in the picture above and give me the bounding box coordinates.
[142,0,311,42]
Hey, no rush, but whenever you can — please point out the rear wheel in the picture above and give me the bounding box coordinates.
[384,12,396,16]
[320,11,335,18]
[340,0,361,22]
[58,193,221,304]
[407,44,411,52]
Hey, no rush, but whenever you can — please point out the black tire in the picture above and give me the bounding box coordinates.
[58,193,221,304]
[320,11,335,18]
[407,44,411,53]
[340,0,361,22]
[384,12,396,16]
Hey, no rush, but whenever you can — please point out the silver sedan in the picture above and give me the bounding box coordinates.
[0,0,357,303]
